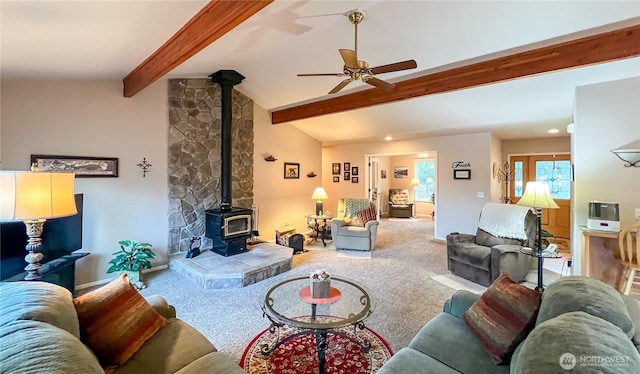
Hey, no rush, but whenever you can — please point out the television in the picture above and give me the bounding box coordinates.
[0,193,83,280]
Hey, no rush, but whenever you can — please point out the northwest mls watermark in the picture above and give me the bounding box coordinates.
[559,352,632,370]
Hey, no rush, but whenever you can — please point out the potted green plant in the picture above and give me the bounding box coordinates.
[107,240,156,285]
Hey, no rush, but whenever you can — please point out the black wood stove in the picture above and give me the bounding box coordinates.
[204,70,251,256]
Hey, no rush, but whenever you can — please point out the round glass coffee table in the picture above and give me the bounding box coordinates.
[261,276,373,374]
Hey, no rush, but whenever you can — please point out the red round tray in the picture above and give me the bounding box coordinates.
[299,286,342,304]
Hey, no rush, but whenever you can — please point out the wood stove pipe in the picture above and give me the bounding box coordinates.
[209,70,245,211]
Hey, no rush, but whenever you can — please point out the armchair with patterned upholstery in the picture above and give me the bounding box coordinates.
[330,198,379,251]
[388,189,413,218]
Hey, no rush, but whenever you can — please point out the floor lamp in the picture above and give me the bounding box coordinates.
[409,178,420,217]
[0,171,77,280]
[516,181,559,291]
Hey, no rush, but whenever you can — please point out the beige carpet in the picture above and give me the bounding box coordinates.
[137,218,564,364]
[139,218,456,363]
[431,273,487,294]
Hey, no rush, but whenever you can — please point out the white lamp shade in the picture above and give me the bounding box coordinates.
[311,187,328,201]
[1,171,77,221]
[409,178,420,187]
[516,181,559,209]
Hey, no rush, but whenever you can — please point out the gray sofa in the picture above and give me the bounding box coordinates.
[378,276,640,373]
[0,281,246,374]
[446,203,537,286]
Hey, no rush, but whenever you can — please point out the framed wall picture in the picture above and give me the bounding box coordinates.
[351,166,359,176]
[30,154,119,177]
[332,163,341,175]
[453,169,471,180]
[344,171,350,181]
[284,162,300,179]
[381,170,387,179]
[394,166,408,178]
[352,176,359,183]
[333,176,340,183]
[344,162,351,171]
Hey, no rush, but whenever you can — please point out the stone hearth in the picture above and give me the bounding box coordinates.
[168,243,292,289]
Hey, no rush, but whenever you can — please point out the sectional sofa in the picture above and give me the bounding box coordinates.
[378,276,640,373]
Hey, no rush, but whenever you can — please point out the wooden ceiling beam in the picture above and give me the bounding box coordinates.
[271,23,640,124]
[123,0,273,98]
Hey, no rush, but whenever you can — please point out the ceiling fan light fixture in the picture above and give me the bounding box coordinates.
[297,8,417,95]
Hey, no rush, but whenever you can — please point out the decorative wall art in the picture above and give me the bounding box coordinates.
[381,170,387,179]
[351,166,359,176]
[394,166,408,178]
[333,176,340,183]
[344,162,351,171]
[344,171,350,181]
[332,163,341,175]
[284,162,300,179]
[31,154,119,177]
[453,169,471,180]
[352,176,359,183]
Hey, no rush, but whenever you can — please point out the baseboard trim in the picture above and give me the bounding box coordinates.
[75,264,168,291]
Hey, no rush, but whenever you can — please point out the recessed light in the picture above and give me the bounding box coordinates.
[384,136,392,141]
[548,129,559,134]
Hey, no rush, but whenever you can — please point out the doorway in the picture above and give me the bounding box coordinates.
[510,154,571,239]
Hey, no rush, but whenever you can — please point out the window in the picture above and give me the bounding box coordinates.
[413,159,436,202]
[513,157,570,200]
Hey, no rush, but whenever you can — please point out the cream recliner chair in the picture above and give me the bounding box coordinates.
[330,198,379,251]
[388,189,413,218]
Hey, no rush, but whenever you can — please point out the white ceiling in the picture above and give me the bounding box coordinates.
[2,1,639,145]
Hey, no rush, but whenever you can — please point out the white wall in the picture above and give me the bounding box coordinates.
[571,77,640,273]
[1,80,323,286]
[322,133,493,240]
[253,103,323,237]
[1,80,169,285]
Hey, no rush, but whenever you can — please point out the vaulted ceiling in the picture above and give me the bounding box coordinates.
[2,1,639,145]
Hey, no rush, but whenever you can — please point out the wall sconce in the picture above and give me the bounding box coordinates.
[611,140,640,167]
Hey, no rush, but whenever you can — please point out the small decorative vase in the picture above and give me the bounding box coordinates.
[310,270,331,298]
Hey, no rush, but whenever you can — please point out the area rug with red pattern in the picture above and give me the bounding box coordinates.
[240,317,393,374]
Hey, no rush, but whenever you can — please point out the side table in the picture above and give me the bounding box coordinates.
[306,215,332,247]
[520,248,562,291]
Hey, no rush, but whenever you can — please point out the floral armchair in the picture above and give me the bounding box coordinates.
[388,189,413,218]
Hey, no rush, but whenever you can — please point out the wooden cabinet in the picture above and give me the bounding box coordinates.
[581,227,624,290]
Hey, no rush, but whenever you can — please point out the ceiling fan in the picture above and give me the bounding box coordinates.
[298,9,417,94]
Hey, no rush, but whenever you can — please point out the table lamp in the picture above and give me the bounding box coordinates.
[311,187,329,216]
[0,171,77,280]
[516,181,559,291]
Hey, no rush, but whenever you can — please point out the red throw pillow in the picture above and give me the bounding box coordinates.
[357,207,377,226]
[463,273,541,364]
[73,274,167,371]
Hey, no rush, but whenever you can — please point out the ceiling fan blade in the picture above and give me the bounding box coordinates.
[364,77,395,91]
[339,49,358,69]
[298,73,345,77]
[329,79,352,94]
[370,60,417,75]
